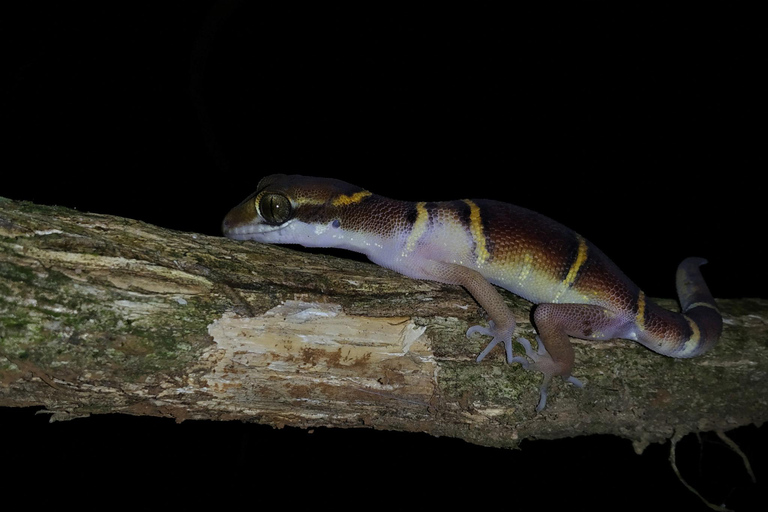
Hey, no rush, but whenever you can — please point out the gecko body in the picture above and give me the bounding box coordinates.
[222,174,722,410]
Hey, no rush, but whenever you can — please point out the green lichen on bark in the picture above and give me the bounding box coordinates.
[0,256,212,386]
[0,202,222,391]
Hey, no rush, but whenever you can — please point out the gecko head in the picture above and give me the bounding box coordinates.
[221,174,371,245]
[222,175,290,240]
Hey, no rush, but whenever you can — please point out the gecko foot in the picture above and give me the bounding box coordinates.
[516,337,583,411]
[468,321,513,363]
[468,321,529,366]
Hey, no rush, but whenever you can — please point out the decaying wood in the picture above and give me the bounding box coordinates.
[1,197,766,449]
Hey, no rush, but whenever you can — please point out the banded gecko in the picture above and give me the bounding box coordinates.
[222,174,722,410]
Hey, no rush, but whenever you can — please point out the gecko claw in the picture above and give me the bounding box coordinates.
[468,321,516,363]
[468,323,533,366]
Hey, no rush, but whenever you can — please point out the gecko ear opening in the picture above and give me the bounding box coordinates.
[258,193,293,225]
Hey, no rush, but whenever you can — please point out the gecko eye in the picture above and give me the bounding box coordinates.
[258,193,293,225]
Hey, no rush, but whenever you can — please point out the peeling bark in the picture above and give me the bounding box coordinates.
[1,197,766,449]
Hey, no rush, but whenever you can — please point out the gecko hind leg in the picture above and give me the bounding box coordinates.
[470,323,583,411]
[520,302,626,410]
[516,336,584,411]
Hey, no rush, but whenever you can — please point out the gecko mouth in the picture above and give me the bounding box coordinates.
[222,220,293,240]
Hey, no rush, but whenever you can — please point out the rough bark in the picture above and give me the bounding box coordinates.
[1,197,766,449]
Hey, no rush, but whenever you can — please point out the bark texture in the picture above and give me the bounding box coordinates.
[1,197,766,449]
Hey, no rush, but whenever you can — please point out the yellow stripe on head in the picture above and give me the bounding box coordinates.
[331,190,372,207]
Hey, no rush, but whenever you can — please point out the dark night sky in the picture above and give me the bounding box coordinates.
[2,2,765,509]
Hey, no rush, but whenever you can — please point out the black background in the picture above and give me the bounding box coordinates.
[2,2,765,509]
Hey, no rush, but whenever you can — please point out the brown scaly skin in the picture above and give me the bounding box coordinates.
[223,174,723,410]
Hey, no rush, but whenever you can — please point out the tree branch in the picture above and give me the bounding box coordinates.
[1,197,766,449]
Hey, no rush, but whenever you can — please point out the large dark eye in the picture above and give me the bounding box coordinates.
[258,193,292,224]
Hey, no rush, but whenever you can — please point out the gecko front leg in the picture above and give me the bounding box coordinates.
[414,260,530,365]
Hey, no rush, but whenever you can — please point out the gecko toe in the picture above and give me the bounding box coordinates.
[566,375,584,388]
[475,337,500,362]
[466,324,494,339]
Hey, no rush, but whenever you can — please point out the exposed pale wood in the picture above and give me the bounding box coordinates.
[1,197,766,449]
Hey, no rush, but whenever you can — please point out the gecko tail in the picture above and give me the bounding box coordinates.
[674,257,723,356]
[635,257,722,358]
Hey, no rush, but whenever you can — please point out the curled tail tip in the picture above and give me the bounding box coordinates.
[677,255,719,309]
[681,256,708,268]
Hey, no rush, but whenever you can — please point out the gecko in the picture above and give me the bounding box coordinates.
[222,174,723,410]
